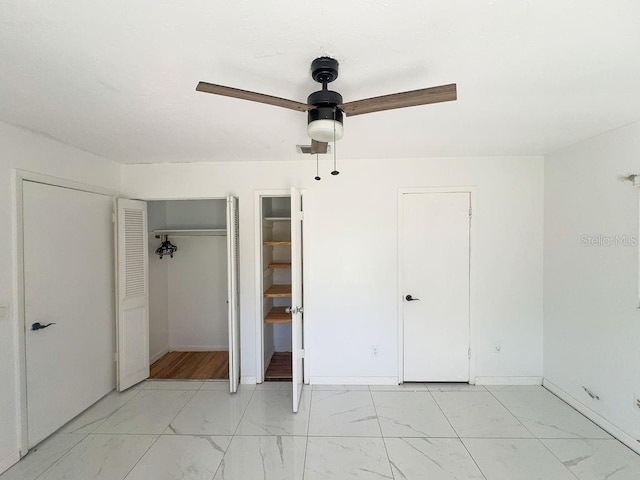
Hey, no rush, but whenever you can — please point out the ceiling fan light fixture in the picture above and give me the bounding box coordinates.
[307,119,344,142]
[307,102,344,142]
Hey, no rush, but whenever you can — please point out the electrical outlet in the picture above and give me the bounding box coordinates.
[371,345,379,357]
[634,393,640,411]
[493,342,502,353]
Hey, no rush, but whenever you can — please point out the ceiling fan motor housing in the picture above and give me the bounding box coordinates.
[307,89,344,141]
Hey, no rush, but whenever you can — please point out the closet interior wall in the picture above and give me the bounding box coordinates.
[147,199,229,369]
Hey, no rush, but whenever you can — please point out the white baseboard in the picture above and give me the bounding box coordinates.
[475,376,543,386]
[149,348,169,364]
[0,450,20,475]
[169,346,229,352]
[241,376,257,385]
[544,379,640,455]
[309,376,398,385]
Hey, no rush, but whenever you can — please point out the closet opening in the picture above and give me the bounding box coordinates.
[260,195,295,382]
[147,199,230,381]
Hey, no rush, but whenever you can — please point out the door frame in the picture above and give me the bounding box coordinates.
[397,186,477,384]
[254,189,309,385]
[127,195,237,386]
[12,169,117,457]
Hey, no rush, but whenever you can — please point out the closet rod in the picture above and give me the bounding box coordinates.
[152,228,227,237]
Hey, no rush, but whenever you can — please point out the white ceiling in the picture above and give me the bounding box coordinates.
[1,1,640,163]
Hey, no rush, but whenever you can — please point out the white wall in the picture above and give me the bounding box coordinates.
[122,155,544,384]
[544,121,640,443]
[167,236,228,350]
[0,121,120,470]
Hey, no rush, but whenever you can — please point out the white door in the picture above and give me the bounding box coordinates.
[24,181,115,447]
[401,192,470,382]
[116,199,150,391]
[291,188,304,412]
[226,196,240,393]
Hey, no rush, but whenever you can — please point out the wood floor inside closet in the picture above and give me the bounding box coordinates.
[150,351,229,380]
[264,352,293,381]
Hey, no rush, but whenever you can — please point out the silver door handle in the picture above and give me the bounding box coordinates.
[405,295,420,302]
[285,307,292,314]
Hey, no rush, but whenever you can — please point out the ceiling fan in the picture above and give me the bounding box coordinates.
[196,57,457,156]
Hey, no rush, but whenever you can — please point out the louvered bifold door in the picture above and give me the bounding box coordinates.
[226,196,240,393]
[116,199,150,391]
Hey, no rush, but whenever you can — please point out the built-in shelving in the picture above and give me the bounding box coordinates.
[264,284,292,298]
[153,228,226,237]
[268,262,291,269]
[264,306,292,323]
[264,240,291,246]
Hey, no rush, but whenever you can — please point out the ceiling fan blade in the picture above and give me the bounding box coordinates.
[339,83,457,117]
[196,82,313,112]
[311,140,328,154]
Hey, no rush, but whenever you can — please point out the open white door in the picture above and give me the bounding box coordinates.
[227,196,240,393]
[116,198,150,391]
[291,187,304,412]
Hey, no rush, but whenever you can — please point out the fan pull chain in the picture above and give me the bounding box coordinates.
[314,152,321,181]
[331,107,339,176]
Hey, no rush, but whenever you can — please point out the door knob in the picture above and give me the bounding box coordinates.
[405,295,420,302]
[31,322,56,331]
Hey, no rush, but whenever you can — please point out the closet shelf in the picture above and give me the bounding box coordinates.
[264,240,291,246]
[264,216,291,222]
[153,228,226,237]
[264,284,292,298]
[264,306,292,323]
[268,262,292,269]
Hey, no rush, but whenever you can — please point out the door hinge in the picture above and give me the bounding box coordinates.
[468,347,471,359]
[112,212,117,223]
[114,352,118,363]
[300,349,305,359]
[469,206,472,218]
[297,211,304,221]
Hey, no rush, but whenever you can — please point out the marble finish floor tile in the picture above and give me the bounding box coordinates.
[141,380,203,390]
[313,384,370,391]
[61,389,140,434]
[4,384,637,480]
[0,433,86,480]
[214,436,306,480]
[484,385,545,392]
[95,389,195,435]
[255,381,293,390]
[308,390,381,437]
[426,383,487,392]
[125,435,231,480]
[463,438,576,480]
[542,438,640,480]
[235,390,310,435]
[200,381,237,391]
[167,390,253,435]
[305,437,393,480]
[372,391,457,437]
[432,391,532,438]
[385,437,485,480]
[492,390,611,439]
[370,383,429,391]
[37,434,157,480]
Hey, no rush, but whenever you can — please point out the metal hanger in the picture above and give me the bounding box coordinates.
[155,235,177,259]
